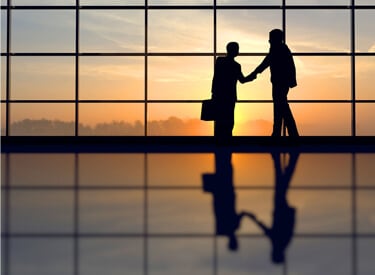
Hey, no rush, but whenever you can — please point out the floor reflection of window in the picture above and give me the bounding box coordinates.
[2,152,375,275]
[1,153,375,275]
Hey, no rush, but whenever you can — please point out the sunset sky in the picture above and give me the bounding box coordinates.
[1,1,374,135]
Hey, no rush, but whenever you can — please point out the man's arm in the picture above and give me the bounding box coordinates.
[252,54,271,76]
[239,64,256,83]
[238,70,249,84]
[241,211,271,236]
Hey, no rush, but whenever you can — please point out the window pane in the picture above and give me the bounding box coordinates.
[217,0,281,5]
[356,154,375,186]
[356,10,375,53]
[11,57,75,100]
[358,239,375,275]
[356,0,375,5]
[148,10,213,52]
[149,238,212,275]
[9,154,75,187]
[292,103,351,136]
[80,57,144,100]
[81,0,144,5]
[147,103,212,136]
[1,56,6,100]
[292,154,351,187]
[148,56,212,100]
[296,153,352,188]
[234,103,273,136]
[12,10,75,52]
[356,57,375,99]
[291,190,351,233]
[80,239,143,275]
[79,153,145,187]
[10,239,73,275]
[80,190,143,233]
[149,190,213,233]
[10,103,75,136]
[10,190,74,233]
[356,103,375,136]
[150,0,212,4]
[287,10,350,52]
[1,10,6,52]
[287,0,349,5]
[287,56,350,100]
[148,153,213,186]
[1,103,5,136]
[80,10,144,53]
[289,239,351,275]
[233,154,274,187]
[12,0,75,4]
[217,10,282,53]
[79,103,144,136]
[1,0,7,5]
[357,190,375,233]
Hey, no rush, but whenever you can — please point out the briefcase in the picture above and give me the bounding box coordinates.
[200,99,216,121]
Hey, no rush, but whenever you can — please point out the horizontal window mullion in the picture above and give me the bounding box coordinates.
[4,100,375,104]
[2,5,374,10]
[5,53,375,57]
[1,6,76,10]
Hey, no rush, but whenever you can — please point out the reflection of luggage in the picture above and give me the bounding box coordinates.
[200,99,216,121]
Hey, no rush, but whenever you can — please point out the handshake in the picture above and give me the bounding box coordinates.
[245,71,257,82]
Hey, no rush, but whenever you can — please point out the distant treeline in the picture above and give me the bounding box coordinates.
[4,117,211,136]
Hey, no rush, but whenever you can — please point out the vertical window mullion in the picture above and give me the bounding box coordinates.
[282,0,286,137]
[6,0,11,136]
[351,0,356,137]
[282,0,286,36]
[145,1,148,136]
[351,153,358,275]
[75,0,80,136]
[213,0,217,64]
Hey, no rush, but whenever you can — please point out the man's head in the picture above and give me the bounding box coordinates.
[226,42,239,58]
[269,29,284,45]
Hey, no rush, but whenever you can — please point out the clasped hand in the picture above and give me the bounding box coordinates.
[245,72,257,82]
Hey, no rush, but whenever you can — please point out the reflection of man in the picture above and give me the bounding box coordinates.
[245,151,299,264]
[211,42,255,142]
[202,149,244,251]
[250,29,299,137]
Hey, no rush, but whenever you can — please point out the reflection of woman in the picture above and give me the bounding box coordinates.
[244,151,299,263]
[202,148,244,251]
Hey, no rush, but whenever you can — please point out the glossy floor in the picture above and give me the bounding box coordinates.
[1,151,375,275]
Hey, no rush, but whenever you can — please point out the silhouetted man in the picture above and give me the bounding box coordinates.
[211,42,255,143]
[250,29,299,137]
[202,149,244,251]
[244,151,299,264]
